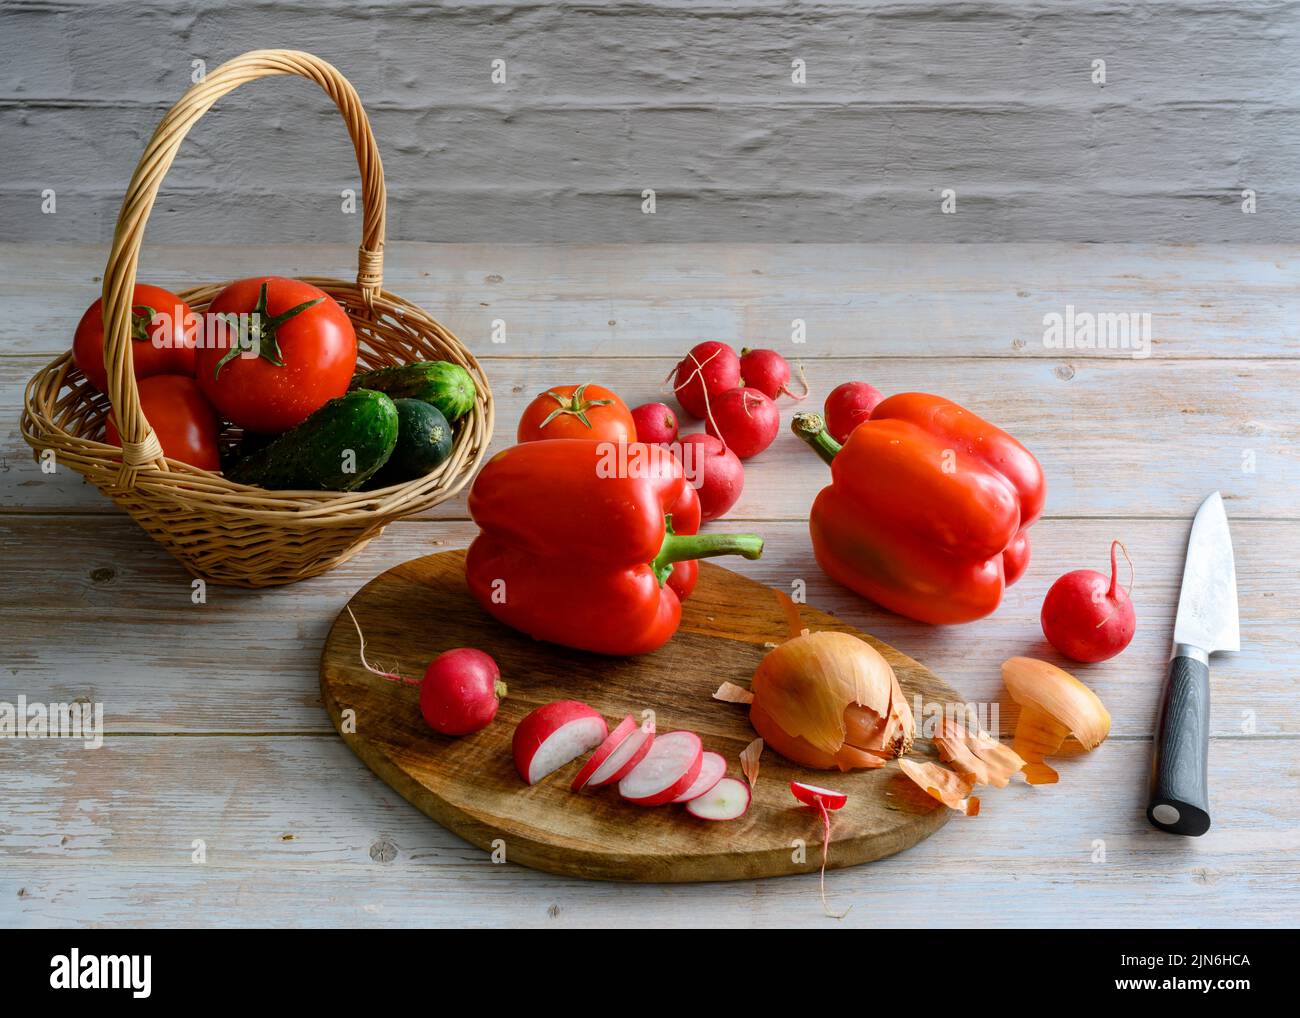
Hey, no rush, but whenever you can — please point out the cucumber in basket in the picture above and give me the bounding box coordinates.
[350,361,476,423]
[226,390,398,491]
[369,399,454,488]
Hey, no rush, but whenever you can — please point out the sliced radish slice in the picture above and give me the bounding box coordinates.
[618,731,703,806]
[571,715,637,792]
[512,701,608,785]
[686,777,751,821]
[672,751,728,803]
[790,781,848,811]
[587,721,655,787]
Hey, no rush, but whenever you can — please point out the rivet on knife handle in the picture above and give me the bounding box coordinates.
[1147,650,1211,836]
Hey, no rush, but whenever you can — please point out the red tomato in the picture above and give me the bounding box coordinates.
[72,284,196,394]
[516,383,636,443]
[195,276,356,434]
[105,375,221,472]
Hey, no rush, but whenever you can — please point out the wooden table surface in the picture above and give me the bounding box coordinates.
[2,242,1297,928]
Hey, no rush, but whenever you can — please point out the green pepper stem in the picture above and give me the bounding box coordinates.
[651,529,763,584]
[791,411,841,466]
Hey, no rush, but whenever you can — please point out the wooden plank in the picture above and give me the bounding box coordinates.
[5,354,1298,518]
[1,736,1295,928]
[1,243,1297,359]
[4,3,1298,244]
[1,516,1295,738]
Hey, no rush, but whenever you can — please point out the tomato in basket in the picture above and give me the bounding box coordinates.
[72,283,197,394]
[196,276,357,434]
[105,375,221,472]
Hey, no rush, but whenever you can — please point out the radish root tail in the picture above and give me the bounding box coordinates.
[347,607,418,687]
[816,798,850,920]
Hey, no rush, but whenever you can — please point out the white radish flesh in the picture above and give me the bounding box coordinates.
[588,723,655,787]
[686,777,752,821]
[672,751,728,803]
[618,731,703,806]
[513,701,608,785]
[571,715,637,792]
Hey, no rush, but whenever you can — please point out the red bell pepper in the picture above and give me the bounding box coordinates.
[792,393,1045,624]
[466,440,764,655]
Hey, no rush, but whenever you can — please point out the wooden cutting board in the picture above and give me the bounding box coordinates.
[319,549,963,882]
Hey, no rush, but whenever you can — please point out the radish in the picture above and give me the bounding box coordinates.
[618,730,703,806]
[671,751,728,803]
[789,780,850,917]
[705,387,780,460]
[571,715,637,791]
[740,348,807,402]
[1040,540,1136,663]
[823,381,884,444]
[512,701,608,785]
[420,648,507,736]
[789,781,848,811]
[631,402,679,445]
[685,776,751,821]
[587,720,656,787]
[348,608,505,737]
[676,433,744,522]
[672,341,740,420]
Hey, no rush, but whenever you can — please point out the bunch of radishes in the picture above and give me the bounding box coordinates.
[629,343,808,523]
[512,699,751,821]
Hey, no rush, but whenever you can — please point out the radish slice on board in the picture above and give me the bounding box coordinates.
[790,781,848,811]
[671,751,728,803]
[618,731,703,806]
[570,715,637,792]
[588,721,656,787]
[512,701,608,785]
[685,777,751,821]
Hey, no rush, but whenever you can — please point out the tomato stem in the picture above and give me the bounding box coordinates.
[791,411,841,466]
[212,281,325,378]
[537,381,614,430]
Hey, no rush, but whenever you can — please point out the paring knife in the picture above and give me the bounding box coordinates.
[1147,491,1240,836]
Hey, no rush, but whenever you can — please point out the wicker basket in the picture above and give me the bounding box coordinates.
[19,50,493,587]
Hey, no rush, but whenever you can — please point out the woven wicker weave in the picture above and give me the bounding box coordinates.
[19,50,494,587]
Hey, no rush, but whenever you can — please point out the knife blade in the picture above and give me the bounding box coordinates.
[1147,491,1240,836]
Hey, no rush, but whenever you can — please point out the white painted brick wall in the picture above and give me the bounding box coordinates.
[1,0,1296,243]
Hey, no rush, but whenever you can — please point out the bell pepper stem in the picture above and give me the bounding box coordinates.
[651,528,764,585]
[791,411,841,465]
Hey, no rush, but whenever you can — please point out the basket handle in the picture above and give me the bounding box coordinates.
[101,49,386,482]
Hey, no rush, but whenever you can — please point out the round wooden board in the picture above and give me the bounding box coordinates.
[320,550,963,882]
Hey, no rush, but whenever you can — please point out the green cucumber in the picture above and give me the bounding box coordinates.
[226,390,398,491]
[350,361,476,423]
[370,399,454,487]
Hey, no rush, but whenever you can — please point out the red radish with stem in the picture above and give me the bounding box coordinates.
[705,386,780,459]
[676,433,745,522]
[571,715,637,792]
[672,341,740,420]
[618,730,703,806]
[789,780,850,918]
[587,720,656,787]
[823,381,884,444]
[348,608,505,736]
[671,751,728,803]
[1040,540,1137,662]
[740,348,808,402]
[421,648,507,735]
[631,402,679,444]
[685,776,751,821]
[513,701,608,785]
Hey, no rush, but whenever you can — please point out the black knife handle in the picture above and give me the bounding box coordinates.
[1147,652,1211,836]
